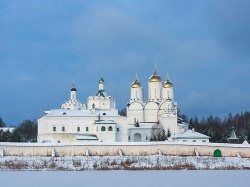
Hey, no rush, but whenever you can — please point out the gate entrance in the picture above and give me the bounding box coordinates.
[134,133,142,142]
[213,149,222,157]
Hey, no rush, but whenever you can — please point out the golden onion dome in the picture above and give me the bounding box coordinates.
[163,80,173,88]
[149,70,162,82]
[131,80,142,88]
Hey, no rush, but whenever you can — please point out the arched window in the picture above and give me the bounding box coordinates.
[101,126,106,131]
[53,126,56,132]
[77,126,80,132]
[86,126,89,132]
[108,126,113,131]
[62,126,65,132]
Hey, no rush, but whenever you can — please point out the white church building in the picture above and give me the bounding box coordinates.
[38,68,198,143]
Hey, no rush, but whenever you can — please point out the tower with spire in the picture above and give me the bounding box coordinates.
[70,83,77,100]
[61,83,86,110]
[87,76,116,110]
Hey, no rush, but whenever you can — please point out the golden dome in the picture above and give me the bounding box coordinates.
[131,80,142,88]
[163,80,173,88]
[149,70,162,82]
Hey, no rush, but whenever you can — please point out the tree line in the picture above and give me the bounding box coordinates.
[180,111,250,143]
[0,117,37,142]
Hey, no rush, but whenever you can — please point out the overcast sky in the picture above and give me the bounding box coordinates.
[0,0,250,126]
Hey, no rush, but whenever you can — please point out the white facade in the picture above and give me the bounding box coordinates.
[38,77,127,143]
[127,68,187,136]
[38,67,209,143]
[172,129,210,143]
[127,123,154,142]
[87,77,116,110]
[61,84,86,110]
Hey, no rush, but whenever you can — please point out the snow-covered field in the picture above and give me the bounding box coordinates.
[1,156,250,187]
[0,170,249,187]
[1,155,250,170]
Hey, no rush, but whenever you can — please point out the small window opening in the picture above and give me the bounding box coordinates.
[101,126,106,131]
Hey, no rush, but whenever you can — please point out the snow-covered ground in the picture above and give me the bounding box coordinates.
[1,155,250,170]
[0,170,249,187]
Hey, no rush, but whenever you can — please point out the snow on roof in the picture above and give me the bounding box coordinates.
[0,127,15,132]
[44,109,120,117]
[95,120,117,124]
[1,141,250,148]
[74,134,98,140]
[177,123,189,127]
[228,128,238,139]
[242,140,250,145]
[172,129,210,139]
[127,123,155,129]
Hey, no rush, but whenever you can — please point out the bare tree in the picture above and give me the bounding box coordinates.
[150,124,167,141]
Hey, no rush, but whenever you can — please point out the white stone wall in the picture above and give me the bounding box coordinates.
[162,87,174,100]
[159,113,178,135]
[144,102,159,122]
[175,138,209,143]
[130,87,143,102]
[148,82,163,101]
[127,102,144,124]
[87,96,116,110]
[1,142,250,157]
[128,128,151,142]
[38,115,128,143]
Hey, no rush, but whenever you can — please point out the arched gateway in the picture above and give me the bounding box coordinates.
[213,149,222,157]
[134,133,142,142]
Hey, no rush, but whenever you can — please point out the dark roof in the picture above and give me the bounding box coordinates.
[99,77,105,83]
[71,84,77,91]
[95,90,107,97]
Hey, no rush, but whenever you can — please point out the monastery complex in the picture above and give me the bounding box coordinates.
[1,67,249,158]
[37,68,209,143]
